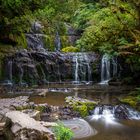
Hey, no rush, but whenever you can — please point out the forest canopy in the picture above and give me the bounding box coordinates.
[0,0,139,55]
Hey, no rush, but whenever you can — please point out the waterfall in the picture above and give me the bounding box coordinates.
[112,57,118,77]
[40,64,47,83]
[84,53,92,82]
[8,60,13,82]
[19,67,23,84]
[72,53,92,84]
[101,54,118,84]
[101,54,111,84]
[75,54,79,82]
[55,31,61,51]
[56,60,62,83]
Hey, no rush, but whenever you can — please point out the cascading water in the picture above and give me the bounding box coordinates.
[90,105,140,124]
[101,54,111,84]
[112,57,118,77]
[55,31,61,51]
[19,67,24,84]
[91,105,117,124]
[84,53,92,82]
[72,53,92,84]
[74,53,79,82]
[8,60,13,83]
[101,54,118,84]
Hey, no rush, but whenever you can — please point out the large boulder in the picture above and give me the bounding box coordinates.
[5,111,55,140]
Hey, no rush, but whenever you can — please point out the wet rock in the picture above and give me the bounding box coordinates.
[114,105,129,119]
[41,105,80,122]
[38,89,48,97]
[3,51,100,85]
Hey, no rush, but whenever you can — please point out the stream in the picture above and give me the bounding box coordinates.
[28,83,140,140]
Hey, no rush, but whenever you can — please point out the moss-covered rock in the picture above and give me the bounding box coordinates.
[62,46,80,52]
[120,88,140,111]
[65,96,98,117]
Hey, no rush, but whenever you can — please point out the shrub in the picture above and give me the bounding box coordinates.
[53,122,73,140]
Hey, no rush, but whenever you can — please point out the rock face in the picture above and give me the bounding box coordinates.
[5,111,55,140]
[3,51,100,85]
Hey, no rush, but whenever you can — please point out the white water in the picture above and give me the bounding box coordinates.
[55,31,61,51]
[91,105,140,126]
[101,54,111,84]
[91,106,118,125]
[75,54,79,82]
[101,54,118,84]
[72,53,92,84]
[19,67,23,84]
[8,60,13,82]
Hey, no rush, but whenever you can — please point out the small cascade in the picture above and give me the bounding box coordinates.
[91,105,140,123]
[84,53,92,82]
[39,64,47,83]
[8,60,13,83]
[74,54,79,82]
[101,54,111,84]
[19,67,24,84]
[101,54,118,84]
[72,53,92,84]
[55,31,61,51]
[91,105,116,124]
[56,60,62,83]
[112,57,118,77]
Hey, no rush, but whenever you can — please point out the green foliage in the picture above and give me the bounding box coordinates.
[73,104,88,117]
[72,101,95,117]
[121,87,140,110]
[34,105,46,112]
[76,1,138,53]
[73,3,100,30]
[62,46,80,52]
[53,122,73,140]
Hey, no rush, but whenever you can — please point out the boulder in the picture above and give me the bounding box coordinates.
[22,109,41,121]
[5,111,55,140]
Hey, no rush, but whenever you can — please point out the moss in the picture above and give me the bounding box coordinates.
[73,104,89,117]
[15,33,27,48]
[66,97,96,117]
[62,46,80,52]
[34,105,46,112]
[120,87,140,111]
[61,35,69,48]
[120,96,137,107]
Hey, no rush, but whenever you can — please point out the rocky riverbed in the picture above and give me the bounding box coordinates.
[0,95,81,140]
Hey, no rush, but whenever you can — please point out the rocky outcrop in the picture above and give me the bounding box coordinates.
[5,111,55,140]
[3,51,100,85]
[65,96,98,117]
